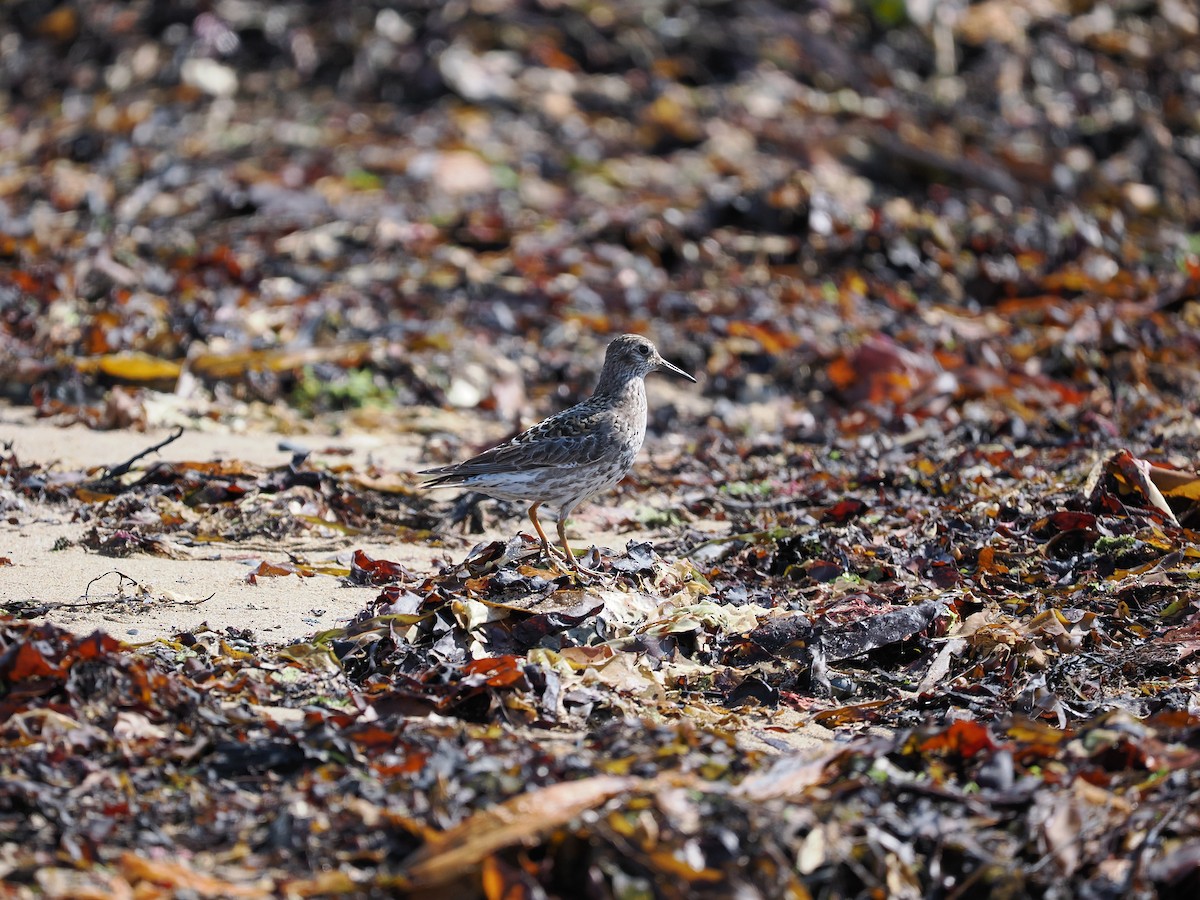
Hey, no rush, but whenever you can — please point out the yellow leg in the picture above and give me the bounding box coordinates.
[528,503,572,571]
[558,510,602,576]
[556,515,577,567]
[528,502,553,556]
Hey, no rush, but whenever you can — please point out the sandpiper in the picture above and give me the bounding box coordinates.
[420,333,696,571]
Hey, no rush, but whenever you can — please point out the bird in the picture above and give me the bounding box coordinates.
[420,333,696,572]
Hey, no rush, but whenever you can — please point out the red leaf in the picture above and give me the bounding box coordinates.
[464,656,527,688]
[351,549,414,585]
[821,498,867,524]
[5,640,64,681]
[919,720,996,758]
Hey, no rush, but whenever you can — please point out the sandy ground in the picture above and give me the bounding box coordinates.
[1,412,430,643]
[0,409,679,645]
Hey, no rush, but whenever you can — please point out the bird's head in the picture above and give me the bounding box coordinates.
[598,333,696,389]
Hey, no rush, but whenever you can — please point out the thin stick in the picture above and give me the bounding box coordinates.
[96,425,185,481]
[84,570,138,599]
[64,570,213,608]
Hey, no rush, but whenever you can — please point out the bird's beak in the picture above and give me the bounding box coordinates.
[658,357,696,383]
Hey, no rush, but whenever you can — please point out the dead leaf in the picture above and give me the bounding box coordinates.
[402,776,637,887]
[119,852,270,898]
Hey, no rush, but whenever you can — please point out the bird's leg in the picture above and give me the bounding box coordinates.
[557,511,603,577]
[527,502,552,555]
[528,502,569,568]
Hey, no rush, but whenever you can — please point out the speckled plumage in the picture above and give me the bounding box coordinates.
[420,334,695,569]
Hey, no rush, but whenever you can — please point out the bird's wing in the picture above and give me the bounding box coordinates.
[421,405,612,480]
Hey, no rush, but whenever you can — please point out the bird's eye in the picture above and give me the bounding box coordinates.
[638,345,651,356]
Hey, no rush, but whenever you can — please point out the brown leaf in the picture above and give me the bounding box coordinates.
[811,700,893,727]
[975,545,1009,575]
[1148,465,1200,500]
[119,852,269,898]
[402,776,636,888]
[245,560,296,584]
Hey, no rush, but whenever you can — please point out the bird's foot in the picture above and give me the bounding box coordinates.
[517,532,565,564]
[565,547,605,579]
[526,539,575,575]
[545,557,577,577]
